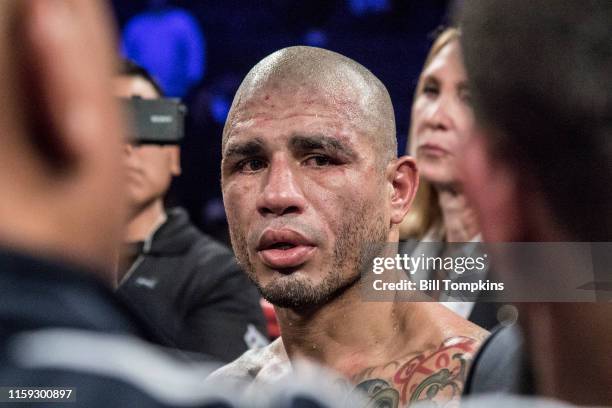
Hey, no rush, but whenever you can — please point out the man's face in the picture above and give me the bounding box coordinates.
[222,87,390,309]
[112,76,180,213]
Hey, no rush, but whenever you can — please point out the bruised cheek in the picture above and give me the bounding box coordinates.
[307,168,378,230]
[309,165,367,193]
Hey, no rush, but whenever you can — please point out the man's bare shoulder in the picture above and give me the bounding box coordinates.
[348,305,488,407]
[208,338,290,383]
[348,335,485,407]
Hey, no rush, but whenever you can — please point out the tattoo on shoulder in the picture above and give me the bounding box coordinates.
[349,336,480,408]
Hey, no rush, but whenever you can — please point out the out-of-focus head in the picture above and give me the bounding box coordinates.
[460,3,612,404]
[221,46,417,310]
[401,27,472,239]
[0,0,126,282]
[409,28,474,187]
[113,60,180,216]
[459,0,612,242]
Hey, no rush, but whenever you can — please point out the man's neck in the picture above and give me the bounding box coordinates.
[275,282,442,375]
[436,188,479,242]
[125,199,166,242]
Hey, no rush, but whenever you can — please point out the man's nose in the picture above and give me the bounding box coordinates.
[256,158,306,217]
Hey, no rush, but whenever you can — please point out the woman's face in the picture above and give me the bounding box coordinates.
[410,39,475,187]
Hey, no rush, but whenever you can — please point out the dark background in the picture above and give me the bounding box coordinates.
[110,0,452,244]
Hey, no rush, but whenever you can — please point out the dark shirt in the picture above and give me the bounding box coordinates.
[117,207,267,362]
[0,249,231,407]
[464,324,535,396]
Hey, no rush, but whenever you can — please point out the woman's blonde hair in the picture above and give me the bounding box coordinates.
[399,27,461,240]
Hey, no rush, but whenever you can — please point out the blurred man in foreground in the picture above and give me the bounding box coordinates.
[214,46,487,407]
[0,1,231,406]
[459,1,612,406]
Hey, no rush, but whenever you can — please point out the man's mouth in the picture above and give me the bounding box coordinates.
[256,229,317,270]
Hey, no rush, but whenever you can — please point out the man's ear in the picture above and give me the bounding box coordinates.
[20,0,108,171]
[169,146,181,176]
[461,129,523,242]
[387,156,419,225]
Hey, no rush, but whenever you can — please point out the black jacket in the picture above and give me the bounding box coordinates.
[464,324,535,396]
[0,249,231,407]
[117,207,267,362]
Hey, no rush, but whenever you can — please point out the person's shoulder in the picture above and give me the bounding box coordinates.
[168,211,231,257]
[442,395,577,408]
[434,309,489,357]
[193,233,234,262]
[387,303,488,388]
[399,302,489,344]
[3,327,233,407]
[162,209,258,304]
[208,338,289,383]
[188,232,243,283]
[163,208,235,263]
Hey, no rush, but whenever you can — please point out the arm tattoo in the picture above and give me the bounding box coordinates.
[350,336,479,407]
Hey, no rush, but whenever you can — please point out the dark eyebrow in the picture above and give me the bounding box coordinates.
[223,138,265,160]
[289,134,358,160]
[418,75,439,92]
[421,75,440,85]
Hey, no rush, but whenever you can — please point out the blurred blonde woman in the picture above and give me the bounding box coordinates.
[400,28,499,329]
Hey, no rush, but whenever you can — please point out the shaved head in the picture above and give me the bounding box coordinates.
[223,46,397,166]
[221,46,417,312]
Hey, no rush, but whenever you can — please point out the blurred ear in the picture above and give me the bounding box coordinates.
[21,0,109,172]
[461,129,523,242]
[388,156,419,225]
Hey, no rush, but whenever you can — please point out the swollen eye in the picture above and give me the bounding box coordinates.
[305,156,332,166]
[314,156,330,166]
[241,158,266,172]
[249,160,265,170]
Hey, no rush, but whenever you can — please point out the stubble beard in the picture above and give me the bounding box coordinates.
[228,201,389,310]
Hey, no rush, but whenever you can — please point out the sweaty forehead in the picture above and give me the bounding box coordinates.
[243,84,360,120]
[224,83,369,148]
[225,96,367,157]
